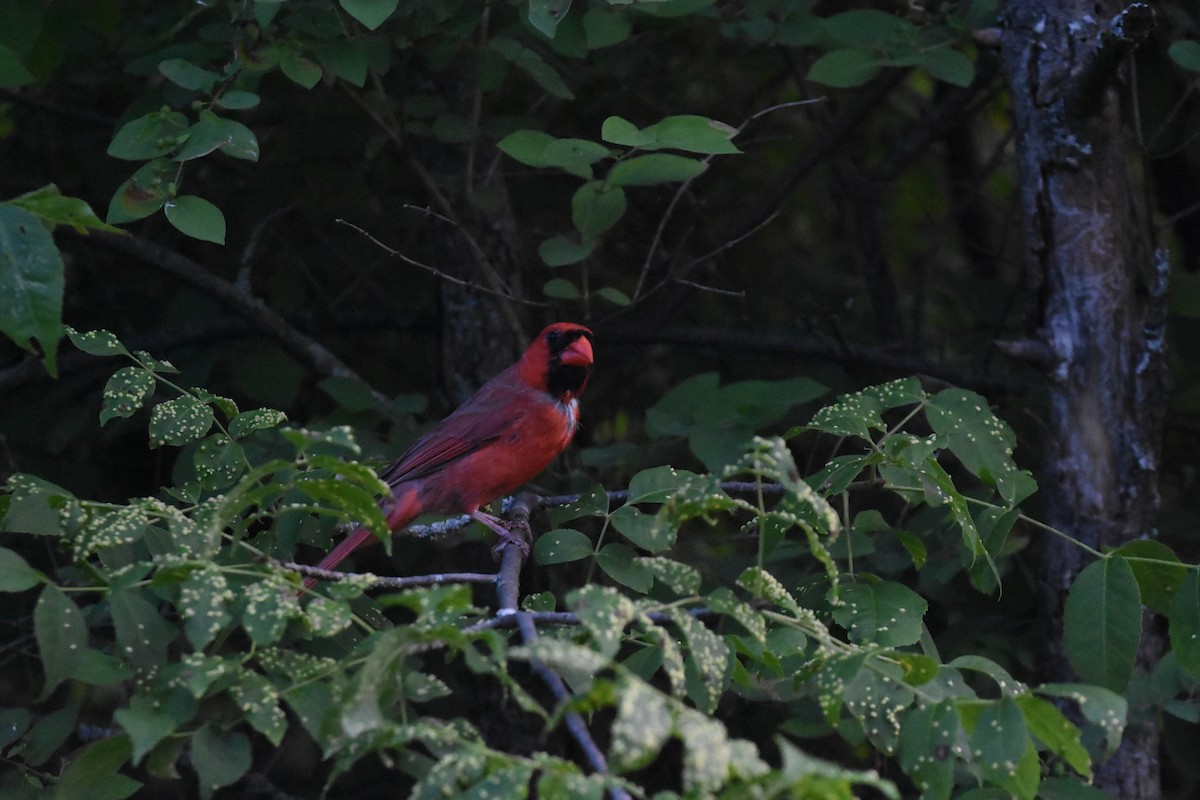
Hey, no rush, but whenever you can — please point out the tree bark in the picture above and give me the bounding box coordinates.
[1001,3,1164,797]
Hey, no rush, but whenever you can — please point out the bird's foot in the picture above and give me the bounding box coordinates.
[471,510,531,561]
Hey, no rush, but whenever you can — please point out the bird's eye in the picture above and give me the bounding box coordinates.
[546,330,560,345]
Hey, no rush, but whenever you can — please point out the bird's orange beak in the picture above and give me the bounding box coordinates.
[560,336,594,367]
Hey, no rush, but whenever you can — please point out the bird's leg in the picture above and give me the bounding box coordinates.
[471,510,531,560]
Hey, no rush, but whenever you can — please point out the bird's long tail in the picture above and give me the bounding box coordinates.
[303,488,421,589]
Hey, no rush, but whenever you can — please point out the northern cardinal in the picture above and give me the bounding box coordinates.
[303,322,594,588]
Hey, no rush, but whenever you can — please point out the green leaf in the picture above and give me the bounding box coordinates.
[600,114,740,154]
[0,708,32,751]
[672,609,727,713]
[640,557,700,595]
[0,43,34,88]
[190,724,251,799]
[1063,557,1142,692]
[163,195,226,244]
[70,648,132,686]
[111,588,177,671]
[1170,570,1200,680]
[23,703,78,766]
[583,7,632,49]
[969,696,1032,793]
[528,0,571,38]
[55,736,141,800]
[0,205,63,376]
[179,565,233,650]
[7,184,121,234]
[609,677,672,770]
[115,694,177,765]
[926,388,1036,505]
[0,547,44,591]
[35,583,87,700]
[1037,683,1127,758]
[808,377,924,439]
[543,277,581,299]
[808,48,881,88]
[600,116,646,147]
[534,528,594,564]
[310,37,369,86]
[491,37,574,99]
[149,395,215,447]
[596,542,653,592]
[1112,539,1187,616]
[176,110,260,161]
[922,47,974,87]
[497,129,557,166]
[214,90,260,110]
[107,110,189,160]
[611,504,675,552]
[100,366,156,425]
[1168,40,1200,72]
[231,671,287,746]
[239,578,301,645]
[193,433,245,489]
[158,58,219,91]
[538,234,595,266]
[821,9,918,48]
[1,473,72,536]
[339,0,398,30]
[608,153,708,186]
[571,585,636,659]
[627,465,697,504]
[677,708,732,793]
[228,408,287,439]
[832,581,927,647]
[596,286,630,306]
[1015,693,1091,780]
[898,700,957,799]
[571,181,626,236]
[106,159,171,224]
[279,50,322,88]
[67,327,129,357]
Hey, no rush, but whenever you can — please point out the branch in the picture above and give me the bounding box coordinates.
[279,560,497,589]
[59,229,399,418]
[1063,3,1156,121]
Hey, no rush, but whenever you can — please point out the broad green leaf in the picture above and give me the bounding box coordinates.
[179,565,233,650]
[898,700,957,799]
[306,595,353,636]
[114,694,176,765]
[67,327,129,357]
[596,286,630,306]
[611,504,675,552]
[627,465,697,504]
[54,735,141,800]
[294,477,388,537]
[637,114,741,155]
[149,395,215,447]
[106,159,170,223]
[948,654,1025,695]
[1113,539,1186,616]
[600,116,647,147]
[534,528,594,564]
[1015,693,1090,780]
[0,708,32,751]
[1168,40,1200,72]
[1037,683,1127,758]
[214,90,260,109]
[231,671,287,745]
[339,0,398,30]
[1,473,72,536]
[107,110,189,160]
[571,585,636,659]
[571,181,626,236]
[239,578,301,645]
[808,377,924,439]
[0,43,33,87]
[175,110,259,161]
[835,582,926,652]
[543,277,581,299]
[528,0,571,38]
[23,703,78,766]
[163,195,226,244]
[491,37,574,99]
[968,696,1032,793]
[7,184,120,234]
[583,7,632,49]
[158,58,219,91]
[228,408,287,439]
[609,677,672,770]
[1063,557,1142,691]
[100,367,156,425]
[190,724,251,800]
[677,708,731,793]
[497,129,557,166]
[70,647,132,686]
[35,583,86,699]
[608,153,708,186]
[808,48,881,88]
[310,37,369,86]
[639,557,700,595]
[0,205,63,375]
[596,542,653,592]
[894,653,939,687]
[922,47,974,87]
[671,609,727,712]
[110,588,177,671]
[279,50,322,88]
[926,388,1036,505]
[538,234,595,266]
[1170,570,1200,680]
[0,546,44,591]
[193,433,245,489]
[706,587,766,642]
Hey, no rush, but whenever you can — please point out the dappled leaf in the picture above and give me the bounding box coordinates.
[0,205,63,375]
[35,584,86,699]
[149,395,215,447]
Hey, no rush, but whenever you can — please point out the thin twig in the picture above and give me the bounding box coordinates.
[278,560,497,589]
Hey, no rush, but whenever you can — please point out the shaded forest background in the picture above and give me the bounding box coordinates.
[3,1,1200,798]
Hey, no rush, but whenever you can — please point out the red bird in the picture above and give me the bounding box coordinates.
[304,322,594,588]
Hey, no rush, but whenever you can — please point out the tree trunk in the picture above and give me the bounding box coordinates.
[1001,2,1165,797]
